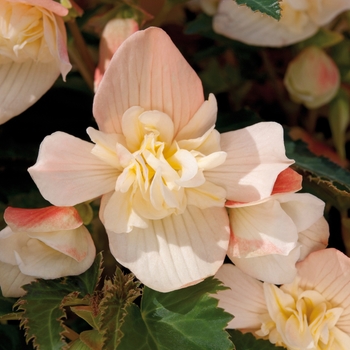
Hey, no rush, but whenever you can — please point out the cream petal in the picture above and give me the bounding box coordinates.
[186,181,226,208]
[0,262,34,297]
[230,247,301,284]
[206,122,293,202]
[93,27,204,135]
[0,227,27,265]
[298,217,329,260]
[0,60,60,124]
[28,132,119,206]
[308,0,350,26]
[227,198,298,259]
[15,230,95,279]
[213,0,318,47]
[106,206,230,292]
[9,0,69,16]
[214,264,267,330]
[295,249,350,333]
[277,193,326,232]
[4,206,82,233]
[27,225,95,262]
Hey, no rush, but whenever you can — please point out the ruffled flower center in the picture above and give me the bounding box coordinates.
[256,282,349,349]
[88,106,227,231]
[0,0,56,64]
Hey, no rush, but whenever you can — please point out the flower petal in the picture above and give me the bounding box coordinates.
[106,206,230,292]
[214,264,267,330]
[15,226,95,279]
[213,0,318,47]
[0,60,60,124]
[230,247,301,284]
[9,0,68,16]
[28,132,119,206]
[308,0,350,26]
[271,167,302,195]
[206,122,293,202]
[0,262,34,297]
[93,27,204,135]
[4,206,82,233]
[227,199,298,259]
[295,249,350,333]
[0,227,25,265]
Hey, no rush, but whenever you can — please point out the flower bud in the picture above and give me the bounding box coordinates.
[284,46,340,109]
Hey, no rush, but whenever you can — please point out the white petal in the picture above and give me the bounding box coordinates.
[214,264,267,330]
[107,206,230,292]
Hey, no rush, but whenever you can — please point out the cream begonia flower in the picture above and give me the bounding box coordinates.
[215,248,350,349]
[226,168,329,284]
[94,18,139,91]
[28,27,293,292]
[213,0,350,47]
[0,206,96,297]
[0,0,72,124]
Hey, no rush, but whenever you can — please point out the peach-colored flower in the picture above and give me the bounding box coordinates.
[215,248,350,349]
[284,46,340,109]
[213,0,350,47]
[225,168,329,284]
[28,27,293,292]
[94,18,139,91]
[0,0,72,124]
[0,206,96,297]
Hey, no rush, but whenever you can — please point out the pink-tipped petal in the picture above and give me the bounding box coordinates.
[227,199,298,259]
[93,27,204,135]
[4,206,82,233]
[271,167,302,195]
[295,249,350,333]
[28,132,119,206]
[15,226,96,279]
[214,264,267,330]
[0,262,35,297]
[231,247,301,284]
[107,206,230,292]
[0,60,60,124]
[206,122,293,202]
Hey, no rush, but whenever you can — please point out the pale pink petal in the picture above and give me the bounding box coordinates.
[28,132,119,206]
[309,0,350,26]
[295,249,350,333]
[93,27,204,135]
[175,93,217,141]
[0,60,60,124]
[8,0,68,16]
[15,227,96,279]
[213,0,318,47]
[227,199,298,259]
[107,206,230,292]
[0,262,35,297]
[298,217,329,260]
[271,167,302,195]
[231,247,301,284]
[4,206,82,233]
[94,18,139,91]
[214,264,267,330]
[206,122,293,202]
[277,193,326,232]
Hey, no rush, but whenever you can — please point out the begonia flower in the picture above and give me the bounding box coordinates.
[212,0,350,47]
[94,18,139,91]
[284,46,340,109]
[28,27,293,292]
[214,248,350,349]
[0,0,72,124]
[226,168,329,284]
[0,206,96,297]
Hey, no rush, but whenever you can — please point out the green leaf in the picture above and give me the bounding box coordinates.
[297,29,344,50]
[285,134,350,210]
[236,0,281,20]
[118,277,233,350]
[0,290,17,317]
[228,329,285,349]
[15,254,103,349]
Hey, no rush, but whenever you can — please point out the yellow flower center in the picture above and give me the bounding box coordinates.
[256,282,349,349]
[0,0,56,64]
[88,106,227,229]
